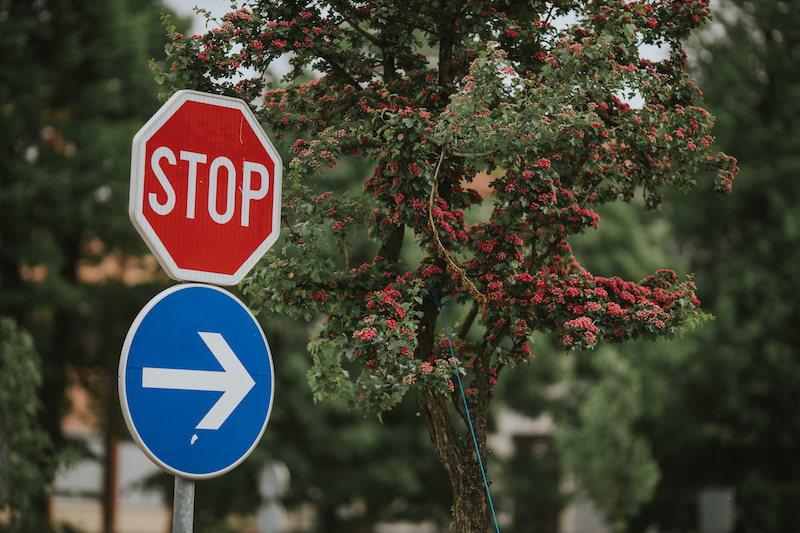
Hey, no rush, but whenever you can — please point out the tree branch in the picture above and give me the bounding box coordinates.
[282,216,321,262]
[377,222,405,263]
[337,0,385,46]
[419,385,466,475]
[437,9,457,86]
[429,150,488,310]
[319,53,364,89]
[342,14,384,46]
[447,147,500,158]
[457,302,479,339]
[580,177,603,209]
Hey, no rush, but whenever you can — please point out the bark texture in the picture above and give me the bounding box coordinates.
[419,385,491,532]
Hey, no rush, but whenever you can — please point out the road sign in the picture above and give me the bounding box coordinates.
[130,90,283,286]
[119,284,274,479]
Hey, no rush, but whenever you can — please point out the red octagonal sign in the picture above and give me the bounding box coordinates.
[130,90,282,286]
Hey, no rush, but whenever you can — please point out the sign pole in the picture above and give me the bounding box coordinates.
[173,476,195,533]
[123,89,281,531]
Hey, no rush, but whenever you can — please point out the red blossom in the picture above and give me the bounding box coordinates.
[355,327,378,340]
[176,0,738,426]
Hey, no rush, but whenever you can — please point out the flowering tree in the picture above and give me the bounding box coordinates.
[159,0,737,530]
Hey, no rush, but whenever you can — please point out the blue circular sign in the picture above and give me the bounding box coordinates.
[119,284,274,479]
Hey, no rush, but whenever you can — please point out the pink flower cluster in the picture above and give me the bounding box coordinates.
[353,327,377,341]
[563,316,599,347]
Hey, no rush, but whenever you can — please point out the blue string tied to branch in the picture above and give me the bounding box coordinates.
[429,290,501,533]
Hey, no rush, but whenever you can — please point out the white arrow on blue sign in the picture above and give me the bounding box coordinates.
[119,284,274,480]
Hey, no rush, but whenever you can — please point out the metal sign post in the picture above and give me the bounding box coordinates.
[119,284,276,533]
[123,89,283,533]
[173,476,195,533]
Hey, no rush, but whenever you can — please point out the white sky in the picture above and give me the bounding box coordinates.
[166,0,235,34]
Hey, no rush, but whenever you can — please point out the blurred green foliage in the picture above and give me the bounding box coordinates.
[0,0,186,529]
[0,318,75,532]
[626,1,800,531]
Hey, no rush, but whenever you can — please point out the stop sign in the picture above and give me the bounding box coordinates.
[130,90,282,286]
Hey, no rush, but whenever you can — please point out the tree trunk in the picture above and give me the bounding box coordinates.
[418,386,490,533]
[103,410,118,533]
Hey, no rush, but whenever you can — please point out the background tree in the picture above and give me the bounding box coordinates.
[157,0,738,530]
[554,348,660,532]
[626,0,800,531]
[493,336,568,533]
[498,196,693,533]
[0,318,75,533]
[0,0,186,529]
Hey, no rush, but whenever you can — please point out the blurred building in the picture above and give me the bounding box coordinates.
[489,405,610,533]
[53,380,169,533]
